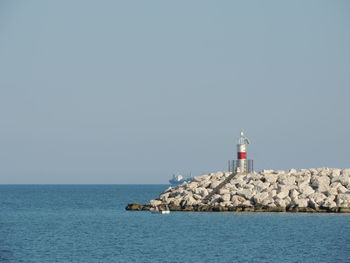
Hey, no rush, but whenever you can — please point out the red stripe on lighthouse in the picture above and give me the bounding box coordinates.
[238,152,246,159]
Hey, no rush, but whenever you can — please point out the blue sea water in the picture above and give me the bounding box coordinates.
[0,185,349,263]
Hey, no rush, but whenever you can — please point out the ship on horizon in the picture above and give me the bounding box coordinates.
[169,173,193,186]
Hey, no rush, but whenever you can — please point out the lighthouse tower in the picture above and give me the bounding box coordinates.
[228,131,254,174]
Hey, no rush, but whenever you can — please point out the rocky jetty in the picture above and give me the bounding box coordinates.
[126,168,350,213]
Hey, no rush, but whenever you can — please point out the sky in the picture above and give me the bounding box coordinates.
[0,0,350,184]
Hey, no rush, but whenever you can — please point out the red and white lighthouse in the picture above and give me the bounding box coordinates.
[228,131,254,173]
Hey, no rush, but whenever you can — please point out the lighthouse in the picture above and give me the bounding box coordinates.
[228,131,254,174]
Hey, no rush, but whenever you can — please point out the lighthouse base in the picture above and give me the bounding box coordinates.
[228,159,254,173]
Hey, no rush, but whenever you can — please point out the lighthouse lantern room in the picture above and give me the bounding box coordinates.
[228,131,254,174]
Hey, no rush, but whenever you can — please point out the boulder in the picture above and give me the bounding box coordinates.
[295,174,311,187]
[278,175,296,186]
[275,198,287,207]
[342,169,350,177]
[253,192,269,205]
[262,169,274,174]
[294,198,308,208]
[276,189,289,199]
[308,199,318,210]
[193,175,210,182]
[231,179,245,188]
[149,200,162,206]
[199,180,211,188]
[290,189,300,200]
[209,181,220,189]
[243,183,255,190]
[193,194,202,200]
[253,181,270,192]
[221,193,231,202]
[210,194,222,203]
[322,200,337,208]
[309,193,327,206]
[125,203,143,210]
[159,193,170,201]
[268,189,277,198]
[288,168,298,174]
[299,185,315,196]
[311,175,330,191]
[325,185,338,197]
[332,175,350,186]
[218,188,230,195]
[260,197,275,206]
[231,195,246,206]
[182,196,197,206]
[237,189,255,200]
[264,174,278,184]
[338,185,348,194]
[200,188,209,197]
[336,194,350,207]
[331,169,341,178]
[168,198,180,206]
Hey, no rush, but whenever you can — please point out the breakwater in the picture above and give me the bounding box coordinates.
[126,168,350,213]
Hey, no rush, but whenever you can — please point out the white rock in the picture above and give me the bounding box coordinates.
[322,200,336,208]
[338,185,348,194]
[311,175,330,189]
[289,168,298,174]
[342,169,350,177]
[294,198,308,207]
[261,197,275,206]
[243,184,255,190]
[331,169,341,178]
[275,198,287,207]
[252,192,269,204]
[290,189,300,200]
[336,194,350,207]
[274,170,285,174]
[199,180,211,188]
[308,199,318,209]
[296,174,311,186]
[200,188,209,197]
[211,194,221,202]
[193,175,210,182]
[220,201,231,207]
[218,188,230,195]
[317,168,330,177]
[309,193,327,205]
[299,185,315,197]
[209,181,220,189]
[150,200,162,206]
[325,187,338,197]
[242,200,253,206]
[237,189,255,200]
[332,175,350,186]
[169,198,180,206]
[224,183,236,190]
[231,195,246,206]
[262,169,274,174]
[221,193,231,202]
[276,190,289,200]
[183,196,197,206]
[264,174,278,184]
[159,193,170,201]
[278,175,296,186]
[187,181,199,188]
[268,189,277,198]
[193,194,202,200]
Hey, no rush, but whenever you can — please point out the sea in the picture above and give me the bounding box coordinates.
[0,185,349,263]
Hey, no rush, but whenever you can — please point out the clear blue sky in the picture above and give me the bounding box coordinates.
[1,0,349,184]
